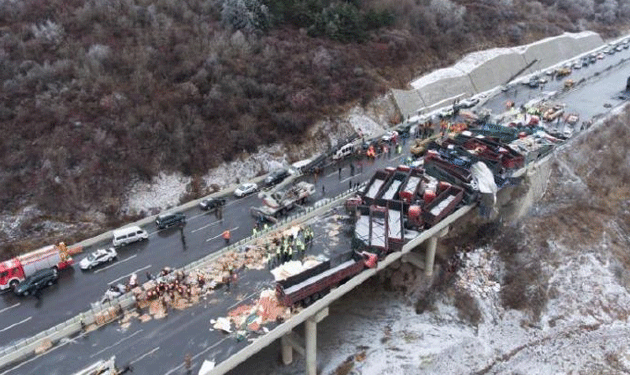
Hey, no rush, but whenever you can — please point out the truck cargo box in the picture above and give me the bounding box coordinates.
[422,185,464,227]
[362,170,393,205]
[398,168,424,203]
[376,171,408,201]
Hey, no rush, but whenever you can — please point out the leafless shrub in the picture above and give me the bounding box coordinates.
[31,20,64,46]
[454,289,482,326]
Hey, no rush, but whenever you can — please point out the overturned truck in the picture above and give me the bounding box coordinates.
[275,252,377,307]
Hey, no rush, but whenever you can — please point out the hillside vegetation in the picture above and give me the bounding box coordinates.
[1,0,630,255]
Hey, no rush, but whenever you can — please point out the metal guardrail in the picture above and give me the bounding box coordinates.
[0,182,363,370]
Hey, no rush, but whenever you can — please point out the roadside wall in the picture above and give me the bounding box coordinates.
[467,49,528,93]
[395,31,604,119]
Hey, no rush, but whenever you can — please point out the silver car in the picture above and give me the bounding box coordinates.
[234,182,258,198]
[80,248,117,270]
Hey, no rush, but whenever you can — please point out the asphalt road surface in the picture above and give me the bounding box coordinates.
[2,44,630,374]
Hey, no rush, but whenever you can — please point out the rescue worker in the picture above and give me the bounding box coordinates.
[222,229,231,244]
[276,245,282,265]
[296,238,305,259]
[263,223,269,231]
[267,253,274,269]
[288,245,293,261]
[184,353,192,375]
[252,225,258,236]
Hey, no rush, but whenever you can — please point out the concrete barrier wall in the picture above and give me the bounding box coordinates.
[416,71,476,109]
[395,31,605,119]
[521,32,603,73]
[467,49,528,93]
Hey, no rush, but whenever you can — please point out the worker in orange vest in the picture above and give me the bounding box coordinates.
[222,229,231,244]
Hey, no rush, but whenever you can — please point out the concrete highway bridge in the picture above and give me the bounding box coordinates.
[1,31,629,375]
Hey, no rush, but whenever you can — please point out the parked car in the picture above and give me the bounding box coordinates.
[234,183,258,198]
[155,212,186,229]
[265,168,290,187]
[14,268,58,296]
[80,248,117,270]
[458,97,480,108]
[112,226,149,247]
[395,123,412,137]
[438,107,454,118]
[381,130,399,143]
[199,197,226,210]
[526,76,540,88]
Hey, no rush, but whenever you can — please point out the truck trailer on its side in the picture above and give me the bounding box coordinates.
[276,252,377,307]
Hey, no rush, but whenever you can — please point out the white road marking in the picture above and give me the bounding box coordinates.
[130,346,160,365]
[164,337,229,375]
[388,155,403,161]
[0,317,31,333]
[109,265,151,285]
[94,255,137,274]
[89,329,144,358]
[0,303,20,314]
[327,169,343,178]
[0,330,90,375]
[227,292,259,310]
[191,221,221,233]
[206,226,239,242]
[340,176,354,183]
[188,212,207,221]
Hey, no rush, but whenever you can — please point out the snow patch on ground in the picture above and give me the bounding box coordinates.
[121,99,394,216]
[124,172,191,215]
[267,238,630,375]
[346,108,385,139]
[202,143,290,189]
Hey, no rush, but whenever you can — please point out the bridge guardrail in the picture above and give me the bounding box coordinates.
[0,182,362,371]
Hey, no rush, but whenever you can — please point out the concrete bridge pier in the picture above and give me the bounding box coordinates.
[281,307,329,375]
[424,226,449,277]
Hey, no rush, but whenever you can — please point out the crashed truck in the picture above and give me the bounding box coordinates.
[250,181,316,223]
[275,251,377,307]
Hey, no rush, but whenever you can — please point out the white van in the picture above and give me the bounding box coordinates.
[112,226,148,247]
[332,143,354,160]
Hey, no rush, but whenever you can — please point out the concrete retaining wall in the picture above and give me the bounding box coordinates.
[467,49,529,93]
[416,70,476,110]
[396,31,605,119]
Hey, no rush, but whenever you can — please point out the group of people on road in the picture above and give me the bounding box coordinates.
[265,225,314,269]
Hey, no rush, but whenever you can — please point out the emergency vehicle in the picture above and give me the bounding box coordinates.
[0,242,76,290]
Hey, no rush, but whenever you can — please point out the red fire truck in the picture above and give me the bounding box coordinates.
[0,242,77,290]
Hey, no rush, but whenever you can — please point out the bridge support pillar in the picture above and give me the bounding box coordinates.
[402,252,425,270]
[279,307,329,374]
[425,226,449,277]
[306,307,328,375]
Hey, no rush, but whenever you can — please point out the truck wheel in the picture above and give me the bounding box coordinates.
[23,290,29,296]
[9,280,18,289]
